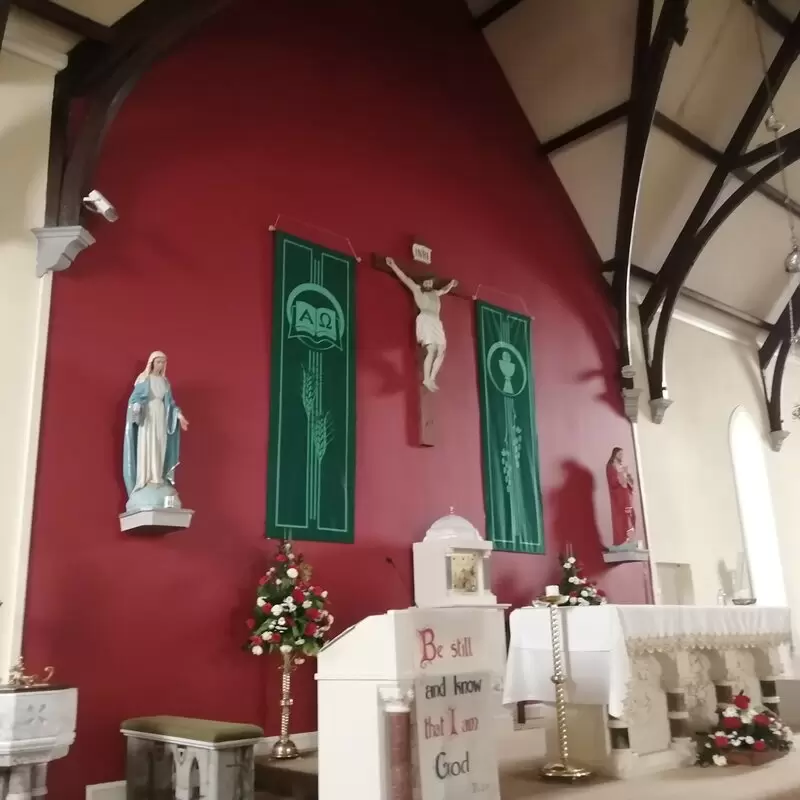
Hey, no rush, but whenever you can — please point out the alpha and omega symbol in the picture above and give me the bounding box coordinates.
[285,282,346,351]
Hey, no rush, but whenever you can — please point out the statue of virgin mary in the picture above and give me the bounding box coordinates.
[123,351,189,512]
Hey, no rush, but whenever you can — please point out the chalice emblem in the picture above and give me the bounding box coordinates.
[498,350,516,395]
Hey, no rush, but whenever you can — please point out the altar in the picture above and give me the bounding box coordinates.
[504,604,793,778]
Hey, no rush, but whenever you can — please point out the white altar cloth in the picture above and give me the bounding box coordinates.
[503,605,792,718]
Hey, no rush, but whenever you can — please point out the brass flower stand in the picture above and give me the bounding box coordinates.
[271,653,299,759]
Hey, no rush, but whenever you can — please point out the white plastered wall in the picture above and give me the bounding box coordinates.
[631,285,800,654]
[0,12,69,677]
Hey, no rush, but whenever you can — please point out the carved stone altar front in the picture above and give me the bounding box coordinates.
[504,605,792,778]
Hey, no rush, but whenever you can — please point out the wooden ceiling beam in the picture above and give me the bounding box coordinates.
[11,0,111,42]
[50,0,239,226]
[637,9,800,415]
[540,103,629,155]
[745,0,792,37]
[613,0,687,408]
[0,0,11,46]
[476,0,525,29]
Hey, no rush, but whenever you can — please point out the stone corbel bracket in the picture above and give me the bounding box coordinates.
[32,226,95,278]
[769,429,790,453]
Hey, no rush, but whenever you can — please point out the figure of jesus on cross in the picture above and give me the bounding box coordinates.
[385,256,458,392]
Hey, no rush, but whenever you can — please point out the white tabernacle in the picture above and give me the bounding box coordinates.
[0,686,78,799]
[504,605,792,778]
[316,606,507,800]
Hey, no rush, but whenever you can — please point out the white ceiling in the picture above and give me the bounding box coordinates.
[52,0,141,26]
[483,0,800,322]
[19,0,800,322]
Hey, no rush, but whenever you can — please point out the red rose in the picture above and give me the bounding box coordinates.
[734,694,750,710]
[284,616,294,627]
[597,589,606,597]
[258,576,268,586]
[249,635,262,645]
[246,618,255,630]
[305,622,318,636]
[753,740,766,752]
[262,603,272,614]
[753,714,770,727]
[271,633,281,642]
[309,608,322,621]
[292,589,305,603]
[276,554,287,562]
[713,735,729,748]
[723,717,741,729]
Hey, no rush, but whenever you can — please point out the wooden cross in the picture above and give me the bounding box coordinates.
[371,243,470,448]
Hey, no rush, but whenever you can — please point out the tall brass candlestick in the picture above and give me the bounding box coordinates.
[540,594,592,782]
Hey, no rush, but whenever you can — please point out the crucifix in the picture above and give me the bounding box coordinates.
[372,239,469,447]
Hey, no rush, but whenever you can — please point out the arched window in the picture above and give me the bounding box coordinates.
[729,407,787,606]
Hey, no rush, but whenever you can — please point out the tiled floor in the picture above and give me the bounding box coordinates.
[255,728,800,800]
[501,750,800,800]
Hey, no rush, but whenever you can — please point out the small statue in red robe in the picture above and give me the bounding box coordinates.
[606,447,636,547]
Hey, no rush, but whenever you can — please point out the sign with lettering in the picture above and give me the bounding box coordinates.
[414,670,500,799]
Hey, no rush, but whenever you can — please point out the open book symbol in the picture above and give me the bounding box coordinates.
[290,300,341,349]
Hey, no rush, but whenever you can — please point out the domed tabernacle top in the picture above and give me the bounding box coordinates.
[424,508,482,542]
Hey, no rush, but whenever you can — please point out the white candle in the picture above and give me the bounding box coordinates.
[545,585,560,597]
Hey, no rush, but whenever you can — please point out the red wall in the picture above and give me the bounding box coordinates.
[24,1,648,796]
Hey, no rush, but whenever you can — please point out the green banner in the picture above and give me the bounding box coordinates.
[267,232,356,543]
[476,301,544,554]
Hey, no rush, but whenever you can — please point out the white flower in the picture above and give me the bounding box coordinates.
[328,615,334,624]
[261,633,271,641]
[744,736,754,745]
[275,579,282,585]
[321,590,328,598]
[295,657,306,665]
[252,645,264,656]
[568,557,576,564]
[580,590,588,597]
[714,731,726,738]
[280,644,293,654]
[295,638,305,645]
[286,567,299,579]
[712,755,727,767]
[569,597,577,604]
[578,598,588,605]
[303,600,312,608]
[722,706,739,718]
[278,617,286,626]
[256,597,267,607]
[563,562,572,569]
[705,743,711,748]
[271,605,284,616]
[568,576,579,584]
[740,711,753,724]
[731,739,741,747]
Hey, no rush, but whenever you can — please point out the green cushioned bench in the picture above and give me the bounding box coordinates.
[121,716,264,800]
[122,715,264,744]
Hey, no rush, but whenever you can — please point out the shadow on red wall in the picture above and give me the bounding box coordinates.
[23,0,648,796]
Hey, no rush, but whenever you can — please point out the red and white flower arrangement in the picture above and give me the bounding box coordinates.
[697,691,793,767]
[557,555,606,606]
[244,539,332,663]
